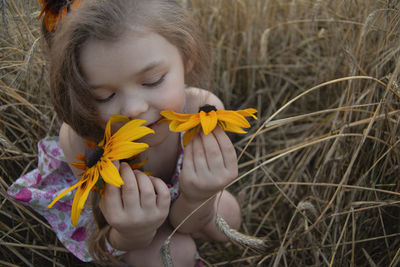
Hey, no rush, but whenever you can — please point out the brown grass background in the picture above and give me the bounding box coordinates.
[1,0,399,266]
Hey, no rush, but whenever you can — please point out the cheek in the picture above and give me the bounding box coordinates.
[95,100,121,124]
[157,84,185,111]
[96,109,108,125]
[96,108,115,129]
[164,90,185,111]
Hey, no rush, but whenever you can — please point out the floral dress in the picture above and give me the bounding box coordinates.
[7,136,183,262]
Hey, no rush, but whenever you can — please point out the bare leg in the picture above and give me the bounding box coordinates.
[122,223,196,267]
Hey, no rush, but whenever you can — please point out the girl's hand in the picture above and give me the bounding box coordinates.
[179,127,238,204]
[100,162,171,248]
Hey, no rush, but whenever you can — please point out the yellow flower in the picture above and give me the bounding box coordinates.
[160,105,258,146]
[48,115,154,226]
[38,0,82,32]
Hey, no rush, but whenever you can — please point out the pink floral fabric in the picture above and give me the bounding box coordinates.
[7,137,184,262]
[7,137,94,261]
[168,140,183,201]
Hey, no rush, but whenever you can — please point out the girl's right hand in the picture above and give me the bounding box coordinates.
[99,162,171,249]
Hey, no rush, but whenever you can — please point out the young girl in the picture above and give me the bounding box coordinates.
[8,0,241,266]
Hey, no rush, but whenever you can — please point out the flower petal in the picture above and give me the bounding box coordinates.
[111,120,154,143]
[47,180,85,208]
[38,0,45,19]
[175,115,201,132]
[129,159,148,169]
[169,120,183,132]
[158,118,171,124]
[219,121,248,134]
[86,140,97,149]
[76,169,98,211]
[75,154,85,161]
[71,168,98,226]
[71,161,87,171]
[200,110,218,135]
[107,142,149,161]
[101,115,130,146]
[70,0,82,10]
[98,159,124,187]
[216,110,250,128]
[236,108,258,120]
[43,12,59,32]
[161,110,193,121]
[182,126,200,147]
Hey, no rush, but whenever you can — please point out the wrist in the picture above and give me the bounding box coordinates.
[104,229,126,256]
[108,227,156,250]
[179,192,215,206]
[170,194,216,231]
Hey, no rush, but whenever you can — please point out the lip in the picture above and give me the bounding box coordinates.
[147,118,162,130]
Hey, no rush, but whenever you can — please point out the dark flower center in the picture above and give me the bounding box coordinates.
[199,104,217,113]
[44,0,71,14]
[85,146,104,168]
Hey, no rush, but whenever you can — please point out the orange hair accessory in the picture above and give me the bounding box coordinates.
[38,0,82,32]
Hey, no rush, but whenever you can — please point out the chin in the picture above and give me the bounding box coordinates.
[140,124,172,147]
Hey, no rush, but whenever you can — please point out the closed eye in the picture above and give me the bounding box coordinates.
[95,92,115,103]
[142,74,166,87]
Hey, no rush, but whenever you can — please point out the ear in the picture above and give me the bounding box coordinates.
[185,57,194,74]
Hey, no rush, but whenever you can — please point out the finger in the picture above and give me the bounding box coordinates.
[192,133,209,172]
[182,138,194,173]
[119,162,140,210]
[149,176,170,210]
[201,130,224,171]
[113,160,120,170]
[213,127,237,169]
[100,181,123,219]
[135,170,157,209]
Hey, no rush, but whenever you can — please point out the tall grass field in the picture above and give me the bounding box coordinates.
[1,0,399,266]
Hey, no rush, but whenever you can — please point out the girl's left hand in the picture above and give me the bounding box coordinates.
[178,127,238,203]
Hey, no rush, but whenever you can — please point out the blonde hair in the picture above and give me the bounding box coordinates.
[44,0,210,141]
[42,0,210,263]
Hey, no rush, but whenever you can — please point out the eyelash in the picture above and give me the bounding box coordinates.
[142,74,166,87]
[95,92,115,103]
[94,74,166,103]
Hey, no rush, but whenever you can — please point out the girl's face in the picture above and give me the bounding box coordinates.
[80,29,186,146]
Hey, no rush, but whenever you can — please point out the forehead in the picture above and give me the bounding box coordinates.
[79,29,183,86]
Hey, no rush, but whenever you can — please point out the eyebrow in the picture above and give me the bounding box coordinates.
[137,61,166,76]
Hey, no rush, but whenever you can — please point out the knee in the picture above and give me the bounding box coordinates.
[218,190,241,230]
[169,232,197,267]
[211,191,241,242]
[194,191,241,242]
[122,226,196,267]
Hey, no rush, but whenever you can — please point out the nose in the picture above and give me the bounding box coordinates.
[120,94,149,120]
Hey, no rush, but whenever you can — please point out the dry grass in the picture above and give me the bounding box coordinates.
[1,0,399,266]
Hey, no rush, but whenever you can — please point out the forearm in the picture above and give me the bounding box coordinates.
[169,194,216,233]
[108,226,156,251]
